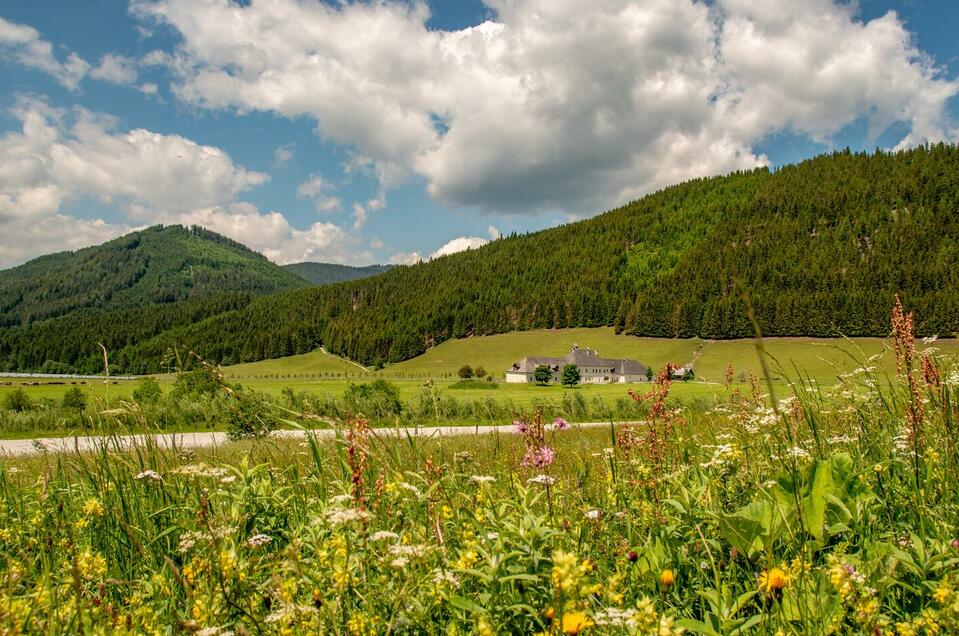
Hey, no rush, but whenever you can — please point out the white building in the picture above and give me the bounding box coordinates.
[504,345,649,384]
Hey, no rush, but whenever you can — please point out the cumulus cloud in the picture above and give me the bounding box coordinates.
[167,202,357,265]
[0,98,354,267]
[89,53,139,85]
[388,251,424,266]
[133,0,959,216]
[0,17,90,89]
[431,236,488,259]
[296,173,341,213]
[387,233,489,265]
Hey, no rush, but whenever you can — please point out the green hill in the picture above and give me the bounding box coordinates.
[379,328,701,379]
[0,225,305,327]
[4,145,959,374]
[282,262,392,286]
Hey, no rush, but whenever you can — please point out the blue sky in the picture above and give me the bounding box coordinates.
[0,0,957,268]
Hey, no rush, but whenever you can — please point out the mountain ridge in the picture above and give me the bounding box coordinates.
[281,262,393,286]
[0,224,306,328]
[2,145,958,374]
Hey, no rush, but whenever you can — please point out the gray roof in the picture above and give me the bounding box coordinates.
[507,347,648,375]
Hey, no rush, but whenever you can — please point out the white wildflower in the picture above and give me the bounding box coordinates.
[369,530,400,542]
[469,475,495,484]
[398,482,422,497]
[432,568,459,587]
[389,544,428,559]
[828,434,856,445]
[527,474,556,485]
[329,493,353,506]
[196,628,234,636]
[585,509,602,521]
[173,464,230,479]
[787,446,810,459]
[135,469,163,482]
[247,534,272,548]
[325,508,370,526]
[593,608,638,627]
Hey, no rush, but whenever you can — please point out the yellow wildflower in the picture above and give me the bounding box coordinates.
[561,611,593,635]
[758,567,790,598]
[934,582,953,605]
[660,569,676,589]
[82,498,105,517]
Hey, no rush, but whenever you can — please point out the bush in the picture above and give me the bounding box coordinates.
[344,379,402,418]
[457,365,474,380]
[3,388,32,412]
[61,386,88,410]
[474,366,487,379]
[172,366,226,398]
[225,390,278,441]
[132,377,163,403]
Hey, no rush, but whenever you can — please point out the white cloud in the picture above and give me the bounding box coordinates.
[168,202,356,264]
[273,143,294,168]
[0,97,265,223]
[0,214,132,270]
[296,174,330,198]
[89,53,139,85]
[351,202,367,230]
[389,251,423,266]
[0,17,90,89]
[487,225,500,240]
[134,0,958,216]
[0,98,356,268]
[430,236,488,259]
[139,82,159,95]
[297,173,341,213]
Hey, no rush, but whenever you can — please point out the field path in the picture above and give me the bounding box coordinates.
[0,421,637,457]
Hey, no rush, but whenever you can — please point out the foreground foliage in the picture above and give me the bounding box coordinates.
[1,304,959,634]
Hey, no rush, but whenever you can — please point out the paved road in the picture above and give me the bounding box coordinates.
[0,421,634,457]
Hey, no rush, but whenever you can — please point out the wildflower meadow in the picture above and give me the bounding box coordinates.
[1,299,959,634]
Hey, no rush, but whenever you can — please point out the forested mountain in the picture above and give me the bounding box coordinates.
[0,225,306,327]
[3,145,959,373]
[282,262,392,286]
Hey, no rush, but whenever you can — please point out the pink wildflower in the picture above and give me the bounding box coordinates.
[522,446,555,468]
[552,417,570,431]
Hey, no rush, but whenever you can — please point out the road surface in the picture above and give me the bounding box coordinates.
[0,421,634,457]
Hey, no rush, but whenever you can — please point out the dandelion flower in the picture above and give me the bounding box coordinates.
[758,567,791,599]
[561,611,594,634]
[660,569,676,589]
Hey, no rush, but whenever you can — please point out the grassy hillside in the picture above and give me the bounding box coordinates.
[378,328,701,379]
[282,262,392,286]
[0,224,304,327]
[222,348,368,379]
